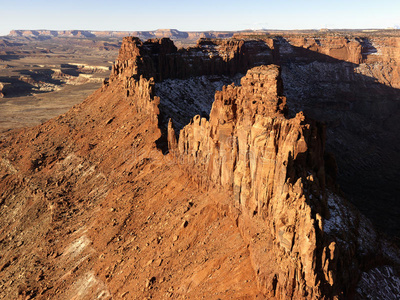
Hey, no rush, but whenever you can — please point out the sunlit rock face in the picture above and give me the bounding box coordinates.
[0,36,399,299]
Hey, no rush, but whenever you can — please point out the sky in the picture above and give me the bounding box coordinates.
[0,0,399,36]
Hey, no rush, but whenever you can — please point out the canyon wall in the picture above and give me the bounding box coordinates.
[110,34,400,88]
[272,35,400,87]
[0,35,399,299]
[167,64,399,298]
[112,37,400,298]
[271,35,400,238]
[110,36,271,82]
[169,66,333,297]
[109,34,400,238]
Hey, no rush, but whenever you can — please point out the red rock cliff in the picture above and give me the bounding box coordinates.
[110,37,272,83]
[168,65,400,298]
[0,36,399,299]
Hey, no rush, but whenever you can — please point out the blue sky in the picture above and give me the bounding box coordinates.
[0,0,399,36]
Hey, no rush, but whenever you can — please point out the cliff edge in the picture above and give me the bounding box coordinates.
[0,37,399,299]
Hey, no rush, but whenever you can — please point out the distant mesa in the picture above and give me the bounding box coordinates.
[9,30,96,38]
[8,29,241,40]
[8,28,400,42]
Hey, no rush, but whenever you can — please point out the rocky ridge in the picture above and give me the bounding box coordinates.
[112,40,397,299]
[108,36,400,298]
[109,36,271,82]
[0,36,399,299]
[167,65,400,298]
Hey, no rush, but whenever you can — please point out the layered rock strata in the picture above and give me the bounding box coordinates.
[167,64,400,298]
[270,35,400,238]
[0,36,399,299]
[109,34,400,239]
[110,36,272,83]
[107,37,400,298]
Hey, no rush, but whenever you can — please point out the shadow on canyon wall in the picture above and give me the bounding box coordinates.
[153,36,400,240]
[273,38,400,240]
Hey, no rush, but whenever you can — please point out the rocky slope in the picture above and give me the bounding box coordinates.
[0,36,399,299]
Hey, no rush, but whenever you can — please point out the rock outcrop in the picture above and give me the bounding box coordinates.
[0,82,5,98]
[0,82,11,98]
[0,36,399,299]
[110,36,272,83]
[268,35,400,238]
[281,36,363,64]
[104,37,400,298]
[168,64,400,298]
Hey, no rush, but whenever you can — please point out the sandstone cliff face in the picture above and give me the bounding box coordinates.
[356,36,400,88]
[110,36,271,83]
[170,66,328,297]
[271,35,400,88]
[1,36,400,299]
[111,40,400,298]
[0,82,12,98]
[0,51,266,298]
[268,35,400,238]
[283,36,363,64]
[0,82,5,98]
[108,36,273,139]
[220,32,400,239]
[168,64,400,298]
